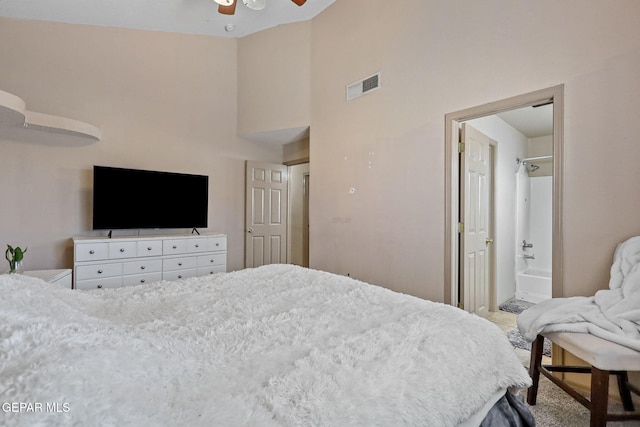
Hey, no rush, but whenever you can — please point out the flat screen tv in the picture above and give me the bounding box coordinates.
[93,165,208,230]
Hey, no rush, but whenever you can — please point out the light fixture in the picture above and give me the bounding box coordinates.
[243,0,266,11]
[214,0,233,5]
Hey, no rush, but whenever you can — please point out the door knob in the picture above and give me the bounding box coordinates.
[247,228,253,234]
[486,238,494,245]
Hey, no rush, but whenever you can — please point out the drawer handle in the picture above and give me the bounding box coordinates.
[195,244,199,248]
[140,265,146,270]
[172,245,177,249]
[178,275,182,279]
[210,259,214,263]
[209,271,214,275]
[216,243,219,247]
[147,247,152,251]
[178,262,182,266]
[97,269,103,274]
[140,279,145,283]
[120,248,125,253]
[89,250,95,254]
[97,284,102,289]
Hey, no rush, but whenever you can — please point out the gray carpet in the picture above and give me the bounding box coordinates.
[518,376,640,426]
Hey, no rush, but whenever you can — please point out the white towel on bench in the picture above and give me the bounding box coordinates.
[518,236,640,352]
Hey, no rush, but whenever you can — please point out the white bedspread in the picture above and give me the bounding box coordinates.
[518,236,640,351]
[1,264,530,426]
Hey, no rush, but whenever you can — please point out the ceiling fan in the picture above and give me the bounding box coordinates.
[214,0,307,15]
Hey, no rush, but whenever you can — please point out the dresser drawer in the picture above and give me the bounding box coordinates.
[108,241,137,259]
[197,265,226,277]
[75,276,123,290]
[207,237,227,252]
[163,256,197,271]
[137,240,163,257]
[122,272,162,287]
[197,254,226,267]
[163,269,197,281]
[163,239,187,255]
[75,243,108,262]
[76,262,122,280]
[123,259,162,276]
[186,238,209,253]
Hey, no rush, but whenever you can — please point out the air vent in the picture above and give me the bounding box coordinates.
[346,72,381,101]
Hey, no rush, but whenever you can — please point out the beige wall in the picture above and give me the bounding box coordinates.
[309,0,640,301]
[237,21,311,136]
[3,1,640,304]
[528,135,553,177]
[0,18,281,272]
[283,139,309,164]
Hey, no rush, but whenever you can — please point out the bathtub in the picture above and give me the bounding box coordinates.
[515,269,552,303]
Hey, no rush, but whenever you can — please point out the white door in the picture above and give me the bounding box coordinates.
[460,124,493,317]
[245,161,288,267]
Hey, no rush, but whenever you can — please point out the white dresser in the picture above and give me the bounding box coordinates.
[73,234,227,290]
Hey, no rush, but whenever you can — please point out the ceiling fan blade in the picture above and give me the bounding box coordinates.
[218,1,237,15]
[291,0,306,6]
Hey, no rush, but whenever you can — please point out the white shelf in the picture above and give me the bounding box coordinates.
[0,89,101,141]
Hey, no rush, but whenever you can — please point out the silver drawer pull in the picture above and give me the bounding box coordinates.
[140,279,145,283]
[172,245,177,249]
[178,275,182,279]
[89,250,95,254]
[120,248,125,252]
[97,284,102,289]
[140,265,146,270]
[210,259,214,263]
[97,269,103,274]
[147,247,152,251]
[178,262,182,266]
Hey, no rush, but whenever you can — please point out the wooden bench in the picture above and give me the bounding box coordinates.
[528,332,640,427]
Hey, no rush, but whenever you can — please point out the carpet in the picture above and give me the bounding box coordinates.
[517,376,640,427]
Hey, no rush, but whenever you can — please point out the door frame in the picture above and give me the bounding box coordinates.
[444,84,564,308]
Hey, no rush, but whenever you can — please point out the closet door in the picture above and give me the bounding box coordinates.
[245,161,288,267]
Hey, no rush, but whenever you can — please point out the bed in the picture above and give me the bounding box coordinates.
[1,264,533,426]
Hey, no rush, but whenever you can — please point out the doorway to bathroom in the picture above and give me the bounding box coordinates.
[444,85,564,313]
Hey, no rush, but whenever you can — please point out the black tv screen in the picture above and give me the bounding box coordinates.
[93,166,208,230]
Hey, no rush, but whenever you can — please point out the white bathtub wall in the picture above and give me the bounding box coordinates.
[515,166,531,274]
[516,269,552,303]
[528,176,553,272]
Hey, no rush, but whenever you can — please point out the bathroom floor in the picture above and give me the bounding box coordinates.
[487,309,552,367]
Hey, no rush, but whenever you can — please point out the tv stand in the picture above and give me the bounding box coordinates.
[72,233,227,290]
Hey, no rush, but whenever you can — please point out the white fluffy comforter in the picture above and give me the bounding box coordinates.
[1,264,530,426]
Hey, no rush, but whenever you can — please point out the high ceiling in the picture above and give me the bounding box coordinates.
[0,0,336,38]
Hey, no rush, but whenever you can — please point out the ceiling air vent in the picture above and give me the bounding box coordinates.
[346,72,380,101]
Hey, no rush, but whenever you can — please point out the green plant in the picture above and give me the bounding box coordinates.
[5,244,27,273]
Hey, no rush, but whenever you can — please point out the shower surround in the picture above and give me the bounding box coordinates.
[515,169,552,303]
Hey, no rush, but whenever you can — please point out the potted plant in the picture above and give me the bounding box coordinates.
[5,244,27,274]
